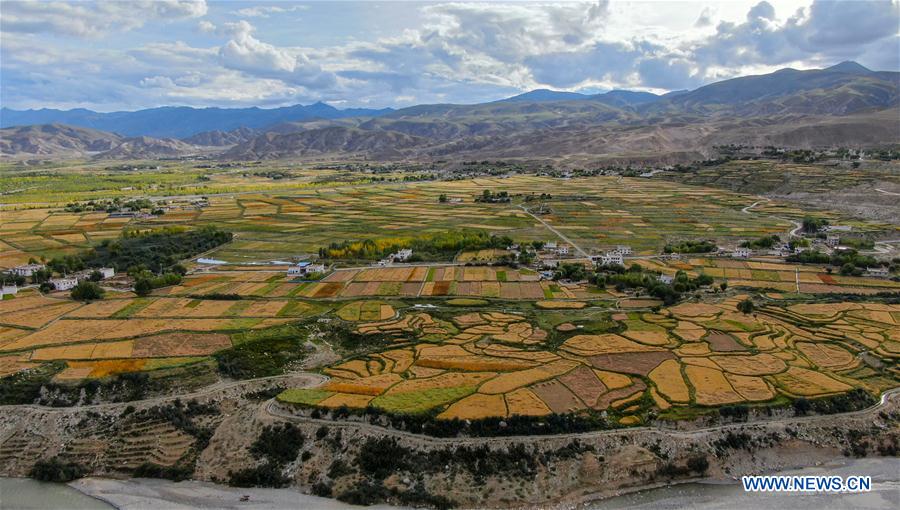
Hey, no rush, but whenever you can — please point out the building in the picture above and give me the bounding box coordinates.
[287,262,312,277]
[556,244,570,256]
[825,235,840,248]
[594,252,624,266]
[545,241,558,251]
[0,284,17,297]
[732,247,752,258]
[615,245,633,256]
[658,274,674,284]
[11,263,44,277]
[50,277,78,291]
[98,267,116,279]
[866,267,890,278]
[287,262,326,277]
[394,249,413,261]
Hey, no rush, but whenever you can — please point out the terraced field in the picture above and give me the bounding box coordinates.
[279,295,900,424]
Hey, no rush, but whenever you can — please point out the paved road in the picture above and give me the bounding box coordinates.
[874,188,900,197]
[518,205,591,258]
[264,387,900,446]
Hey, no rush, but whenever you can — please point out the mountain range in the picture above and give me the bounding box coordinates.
[2,62,897,162]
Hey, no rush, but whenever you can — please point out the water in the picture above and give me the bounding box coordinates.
[587,457,900,510]
[0,478,114,510]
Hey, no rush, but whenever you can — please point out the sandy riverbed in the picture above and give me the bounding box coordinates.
[69,478,404,510]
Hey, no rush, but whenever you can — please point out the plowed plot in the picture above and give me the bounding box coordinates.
[588,351,674,376]
[596,380,646,410]
[558,365,607,407]
[685,365,743,405]
[323,373,403,395]
[648,360,689,403]
[774,367,853,396]
[796,342,856,370]
[384,371,497,395]
[535,301,587,309]
[438,393,507,420]
[313,283,344,298]
[504,388,552,416]
[706,331,747,352]
[132,332,231,357]
[711,354,786,375]
[337,301,396,321]
[531,379,585,414]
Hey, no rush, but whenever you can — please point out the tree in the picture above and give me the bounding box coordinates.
[737,298,754,314]
[134,278,153,296]
[719,282,728,291]
[89,270,103,282]
[438,194,448,203]
[71,281,105,302]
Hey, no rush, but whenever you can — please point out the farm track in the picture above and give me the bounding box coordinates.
[517,205,591,258]
[263,387,900,446]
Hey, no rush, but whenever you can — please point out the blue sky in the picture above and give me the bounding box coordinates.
[1,0,898,111]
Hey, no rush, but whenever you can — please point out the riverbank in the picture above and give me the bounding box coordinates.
[53,457,899,510]
[68,478,403,510]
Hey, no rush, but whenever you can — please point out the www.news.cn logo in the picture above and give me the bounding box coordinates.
[742,475,872,493]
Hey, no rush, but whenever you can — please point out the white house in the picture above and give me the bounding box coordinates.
[732,247,752,258]
[556,244,570,256]
[394,249,413,261]
[0,284,17,297]
[11,263,44,277]
[305,263,326,274]
[545,241,558,251]
[658,274,674,284]
[287,262,312,277]
[288,262,326,277]
[825,235,840,248]
[50,277,78,291]
[866,267,890,278]
[615,245,633,256]
[594,252,624,266]
[98,267,116,279]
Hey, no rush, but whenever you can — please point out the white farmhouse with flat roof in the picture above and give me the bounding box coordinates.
[11,264,44,277]
[50,277,78,291]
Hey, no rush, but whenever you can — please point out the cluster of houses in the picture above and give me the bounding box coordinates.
[376,249,413,266]
[591,245,631,267]
[6,263,115,292]
[287,261,327,278]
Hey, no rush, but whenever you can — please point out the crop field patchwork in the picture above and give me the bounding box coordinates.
[279,295,900,421]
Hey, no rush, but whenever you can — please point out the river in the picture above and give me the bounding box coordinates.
[1,458,896,509]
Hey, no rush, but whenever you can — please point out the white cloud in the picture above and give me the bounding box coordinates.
[1,0,897,110]
[233,5,308,18]
[1,0,208,38]
[217,20,337,88]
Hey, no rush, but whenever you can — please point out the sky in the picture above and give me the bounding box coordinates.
[1,0,898,111]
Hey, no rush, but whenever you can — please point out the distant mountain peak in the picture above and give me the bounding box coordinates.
[826,61,872,75]
[499,89,588,103]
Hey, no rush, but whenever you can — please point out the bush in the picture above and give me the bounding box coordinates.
[70,281,105,301]
[29,457,85,482]
[228,462,289,488]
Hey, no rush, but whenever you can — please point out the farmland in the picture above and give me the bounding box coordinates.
[278,294,900,423]
[1,165,898,425]
[7,167,893,268]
